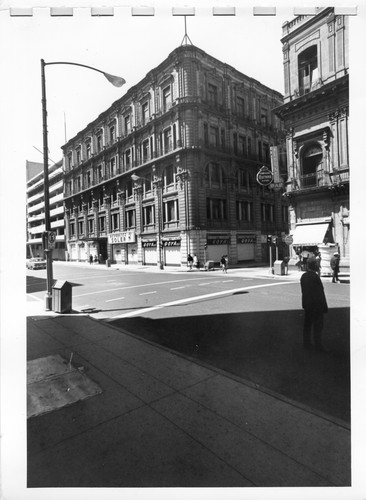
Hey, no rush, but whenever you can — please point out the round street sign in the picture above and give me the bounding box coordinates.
[284,234,294,245]
[256,166,273,186]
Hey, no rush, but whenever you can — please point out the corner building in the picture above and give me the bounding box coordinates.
[274,8,349,273]
[62,45,287,267]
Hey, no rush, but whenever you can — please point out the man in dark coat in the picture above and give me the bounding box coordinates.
[300,257,328,351]
[330,251,340,283]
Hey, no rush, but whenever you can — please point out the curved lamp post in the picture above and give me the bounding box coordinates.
[41,59,125,310]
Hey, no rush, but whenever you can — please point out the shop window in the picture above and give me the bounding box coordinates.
[298,46,318,95]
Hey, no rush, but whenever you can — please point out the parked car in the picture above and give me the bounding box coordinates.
[26,257,46,270]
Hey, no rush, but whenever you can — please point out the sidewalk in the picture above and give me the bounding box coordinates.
[27,300,351,487]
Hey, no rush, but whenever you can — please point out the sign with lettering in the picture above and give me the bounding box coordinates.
[108,230,136,244]
[256,166,273,186]
[237,235,256,244]
[207,238,230,245]
[162,240,181,247]
[142,241,157,248]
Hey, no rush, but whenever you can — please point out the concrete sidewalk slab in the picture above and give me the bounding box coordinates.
[27,312,351,487]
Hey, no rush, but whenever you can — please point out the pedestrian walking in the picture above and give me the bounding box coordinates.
[94,255,98,264]
[89,254,93,265]
[187,254,193,271]
[193,254,199,269]
[300,257,328,351]
[330,251,340,283]
[220,255,228,273]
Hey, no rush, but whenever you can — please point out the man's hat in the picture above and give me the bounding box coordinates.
[334,252,339,255]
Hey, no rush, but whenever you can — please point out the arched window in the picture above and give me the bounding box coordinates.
[298,46,318,95]
[301,143,322,187]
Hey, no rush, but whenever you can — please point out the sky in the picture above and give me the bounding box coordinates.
[1,1,366,500]
[1,5,289,166]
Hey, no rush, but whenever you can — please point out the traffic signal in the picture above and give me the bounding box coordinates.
[267,235,272,244]
[204,243,208,249]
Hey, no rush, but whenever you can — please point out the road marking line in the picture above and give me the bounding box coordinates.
[73,276,218,298]
[170,286,186,290]
[105,297,125,302]
[222,280,234,283]
[140,291,157,295]
[107,281,294,320]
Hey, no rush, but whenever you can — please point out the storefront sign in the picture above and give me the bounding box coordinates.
[162,239,181,247]
[207,238,230,245]
[142,241,157,248]
[108,230,136,244]
[237,235,256,244]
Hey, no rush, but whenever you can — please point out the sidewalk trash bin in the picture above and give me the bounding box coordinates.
[204,260,215,271]
[274,260,286,276]
[106,259,111,267]
[52,280,72,313]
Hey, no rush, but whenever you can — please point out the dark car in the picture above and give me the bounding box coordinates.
[26,257,46,270]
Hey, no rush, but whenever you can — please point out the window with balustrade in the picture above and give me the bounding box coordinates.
[301,143,323,188]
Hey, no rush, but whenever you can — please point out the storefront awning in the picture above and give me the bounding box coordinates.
[291,223,330,246]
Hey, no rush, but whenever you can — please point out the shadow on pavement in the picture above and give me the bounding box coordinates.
[110,307,350,423]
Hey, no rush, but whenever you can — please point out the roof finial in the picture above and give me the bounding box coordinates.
[181,16,193,46]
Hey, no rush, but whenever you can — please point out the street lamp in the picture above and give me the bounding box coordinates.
[131,172,164,270]
[41,59,125,310]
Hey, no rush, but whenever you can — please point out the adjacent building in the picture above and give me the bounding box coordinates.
[274,8,349,273]
[26,160,66,260]
[62,44,288,267]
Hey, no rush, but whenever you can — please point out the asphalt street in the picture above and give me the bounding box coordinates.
[27,262,350,422]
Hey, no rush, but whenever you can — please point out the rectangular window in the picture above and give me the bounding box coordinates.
[207,198,227,220]
[124,115,131,135]
[236,201,252,222]
[125,149,131,170]
[282,205,288,224]
[163,86,172,112]
[86,142,91,159]
[70,222,75,236]
[258,140,262,161]
[76,149,81,165]
[125,210,135,228]
[261,203,274,222]
[237,97,245,117]
[110,125,115,144]
[142,101,149,125]
[239,136,246,156]
[248,137,252,158]
[97,134,103,152]
[261,108,268,127]
[221,129,226,150]
[112,213,119,231]
[263,143,270,164]
[163,199,178,223]
[126,180,133,198]
[210,126,219,148]
[163,128,172,153]
[204,123,209,146]
[143,205,154,226]
[233,133,238,155]
[98,164,103,182]
[99,216,106,232]
[164,165,176,187]
[88,219,94,233]
[143,174,152,195]
[208,83,218,107]
[142,139,150,162]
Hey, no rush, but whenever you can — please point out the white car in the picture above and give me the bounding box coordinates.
[26,257,46,270]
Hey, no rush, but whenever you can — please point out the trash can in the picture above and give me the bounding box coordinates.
[52,280,72,313]
[274,260,286,276]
